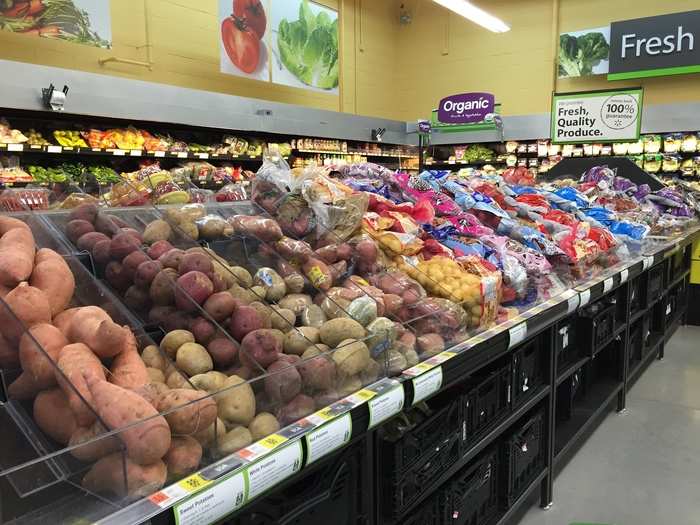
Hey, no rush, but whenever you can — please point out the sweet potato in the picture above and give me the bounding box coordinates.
[0,283,52,344]
[0,215,31,235]
[55,343,105,425]
[157,388,218,435]
[67,306,130,359]
[132,382,170,407]
[69,421,121,461]
[33,388,77,445]
[110,329,149,389]
[164,436,202,481]
[230,215,283,242]
[82,453,167,499]
[18,323,68,389]
[417,333,445,356]
[275,237,313,263]
[86,377,171,464]
[239,329,282,369]
[28,251,75,316]
[302,258,333,291]
[0,227,35,287]
[0,333,18,368]
[52,306,85,335]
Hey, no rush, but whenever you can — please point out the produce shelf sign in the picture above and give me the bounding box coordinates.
[550,87,643,144]
[431,99,501,133]
[608,10,700,80]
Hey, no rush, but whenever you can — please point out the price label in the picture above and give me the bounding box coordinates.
[197,153,209,159]
[508,323,527,349]
[603,277,614,294]
[129,149,142,157]
[154,150,166,157]
[112,149,126,156]
[177,474,211,494]
[579,289,591,307]
[173,472,245,525]
[368,386,404,428]
[177,151,188,158]
[257,434,288,450]
[412,367,443,405]
[567,293,580,314]
[305,414,352,465]
[620,269,629,283]
[7,143,23,152]
[245,441,303,500]
[643,256,653,270]
[47,145,62,153]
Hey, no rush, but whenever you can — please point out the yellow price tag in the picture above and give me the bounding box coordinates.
[355,389,376,401]
[314,407,336,421]
[414,362,434,372]
[178,474,211,493]
[258,434,288,450]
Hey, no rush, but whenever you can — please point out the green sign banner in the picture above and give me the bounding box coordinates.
[551,88,643,144]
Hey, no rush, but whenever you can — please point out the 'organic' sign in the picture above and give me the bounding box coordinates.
[437,92,495,124]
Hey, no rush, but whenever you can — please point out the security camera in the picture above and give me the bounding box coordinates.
[42,84,68,111]
[372,128,386,142]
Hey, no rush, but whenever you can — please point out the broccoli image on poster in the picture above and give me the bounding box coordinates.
[558,27,610,78]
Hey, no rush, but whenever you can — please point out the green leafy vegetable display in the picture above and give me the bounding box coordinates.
[558,31,609,77]
[277,0,339,90]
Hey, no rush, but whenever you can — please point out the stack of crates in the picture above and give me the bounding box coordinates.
[501,411,546,507]
[577,300,617,356]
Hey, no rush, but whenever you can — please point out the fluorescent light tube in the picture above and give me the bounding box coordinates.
[433,0,510,33]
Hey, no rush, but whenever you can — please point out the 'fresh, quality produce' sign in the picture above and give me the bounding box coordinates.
[437,92,495,124]
[608,10,700,80]
[550,88,643,144]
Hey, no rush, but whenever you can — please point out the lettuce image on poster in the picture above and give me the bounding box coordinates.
[0,0,111,48]
[272,0,339,93]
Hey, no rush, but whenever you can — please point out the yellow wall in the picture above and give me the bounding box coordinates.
[0,0,400,119]
[395,0,700,121]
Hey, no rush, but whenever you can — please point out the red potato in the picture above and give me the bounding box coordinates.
[30,250,75,316]
[55,343,105,426]
[164,311,193,332]
[230,305,264,342]
[109,233,141,261]
[175,271,214,311]
[33,388,78,445]
[299,353,336,391]
[65,219,95,243]
[109,329,149,389]
[82,453,167,499]
[105,261,131,292]
[18,323,68,389]
[265,360,301,403]
[158,248,186,270]
[134,260,162,288]
[416,333,445,356]
[119,228,144,244]
[150,268,178,306]
[0,227,35,287]
[76,231,110,252]
[67,203,98,224]
[0,283,52,344]
[190,316,216,345]
[355,239,378,264]
[122,250,150,279]
[91,239,112,266]
[164,436,202,481]
[179,252,213,275]
[276,394,315,426]
[204,292,236,322]
[210,271,228,293]
[147,240,174,261]
[93,214,120,236]
[148,305,177,326]
[239,329,282,369]
[157,388,218,435]
[69,421,122,461]
[86,377,171,465]
[207,338,239,368]
[124,285,150,311]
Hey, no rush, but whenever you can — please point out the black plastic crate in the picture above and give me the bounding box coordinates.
[577,301,616,356]
[629,276,643,316]
[689,285,700,327]
[464,365,511,441]
[501,411,545,507]
[628,319,643,366]
[229,439,368,525]
[512,339,544,406]
[666,246,690,284]
[555,317,577,371]
[438,449,499,525]
[644,263,665,305]
[556,367,585,422]
[378,392,464,520]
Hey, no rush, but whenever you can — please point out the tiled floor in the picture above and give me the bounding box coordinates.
[519,325,700,525]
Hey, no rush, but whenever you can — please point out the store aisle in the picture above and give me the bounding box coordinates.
[519,325,700,525]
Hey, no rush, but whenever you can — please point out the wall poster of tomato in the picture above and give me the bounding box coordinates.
[0,0,111,48]
[219,0,270,81]
[270,0,339,94]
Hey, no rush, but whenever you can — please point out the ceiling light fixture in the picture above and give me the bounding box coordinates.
[432,0,510,33]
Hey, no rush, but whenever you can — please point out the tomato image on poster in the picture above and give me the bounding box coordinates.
[219,0,270,81]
